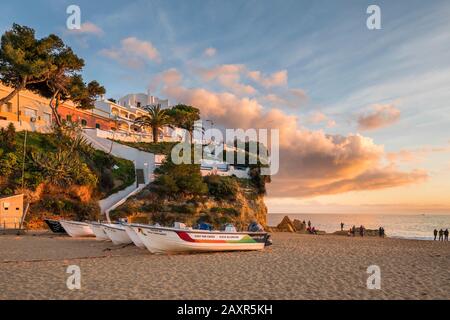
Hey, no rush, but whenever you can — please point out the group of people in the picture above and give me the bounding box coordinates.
[347,225,366,237]
[342,222,385,238]
[304,220,317,234]
[433,228,449,241]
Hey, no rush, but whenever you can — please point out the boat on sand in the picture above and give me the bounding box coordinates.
[44,219,67,234]
[123,224,146,248]
[101,224,132,245]
[60,220,95,237]
[88,222,112,241]
[130,224,270,254]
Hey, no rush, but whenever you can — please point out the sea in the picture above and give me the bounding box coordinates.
[267,213,450,240]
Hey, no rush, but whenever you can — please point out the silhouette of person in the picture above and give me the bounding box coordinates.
[340,222,344,231]
[444,229,449,241]
[352,225,356,237]
[439,229,444,241]
[434,229,438,241]
[308,220,311,228]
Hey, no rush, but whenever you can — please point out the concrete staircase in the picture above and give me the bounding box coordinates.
[82,128,155,222]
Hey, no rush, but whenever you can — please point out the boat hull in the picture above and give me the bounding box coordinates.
[60,221,95,237]
[44,219,67,234]
[89,223,111,241]
[123,225,146,248]
[131,225,268,254]
[102,225,132,245]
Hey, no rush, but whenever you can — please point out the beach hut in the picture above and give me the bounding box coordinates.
[0,194,25,230]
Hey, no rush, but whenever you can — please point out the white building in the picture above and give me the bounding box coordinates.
[118,90,169,110]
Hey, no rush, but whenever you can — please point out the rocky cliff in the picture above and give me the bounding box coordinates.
[110,178,268,229]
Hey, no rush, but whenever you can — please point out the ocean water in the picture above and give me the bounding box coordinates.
[268,214,450,240]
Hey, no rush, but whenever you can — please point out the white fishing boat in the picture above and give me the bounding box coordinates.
[88,222,112,241]
[101,224,132,245]
[130,224,270,254]
[123,224,146,248]
[60,220,95,238]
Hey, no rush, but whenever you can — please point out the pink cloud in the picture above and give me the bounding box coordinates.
[67,22,104,36]
[100,37,161,68]
[357,103,401,131]
[156,69,427,198]
[248,70,288,88]
[203,47,217,57]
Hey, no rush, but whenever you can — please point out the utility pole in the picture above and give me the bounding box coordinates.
[21,130,27,188]
[17,91,20,122]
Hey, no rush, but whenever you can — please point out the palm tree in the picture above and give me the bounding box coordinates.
[134,104,171,143]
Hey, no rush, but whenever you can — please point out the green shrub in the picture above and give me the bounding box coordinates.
[204,175,239,200]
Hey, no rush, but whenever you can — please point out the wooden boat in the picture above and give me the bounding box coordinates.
[123,224,146,248]
[44,219,67,234]
[101,224,132,245]
[60,220,95,237]
[130,224,270,254]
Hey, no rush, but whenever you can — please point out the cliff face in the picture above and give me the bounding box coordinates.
[110,180,268,229]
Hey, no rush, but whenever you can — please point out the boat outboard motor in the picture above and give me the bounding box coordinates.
[248,221,264,232]
[198,222,213,231]
[265,234,273,247]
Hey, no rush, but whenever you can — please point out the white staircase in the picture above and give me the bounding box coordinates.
[82,129,155,222]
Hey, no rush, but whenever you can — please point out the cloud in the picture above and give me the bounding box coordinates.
[203,47,217,57]
[100,37,161,68]
[155,69,427,198]
[357,103,401,131]
[198,64,257,96]
[386,145,450,163]
[247,70,288,88]
[67,22,104,36]
[307,111,336,128]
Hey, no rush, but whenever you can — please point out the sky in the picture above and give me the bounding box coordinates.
[2,0,450,214]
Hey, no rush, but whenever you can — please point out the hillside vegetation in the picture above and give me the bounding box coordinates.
[110,151,269,229]
[0,124,135,228]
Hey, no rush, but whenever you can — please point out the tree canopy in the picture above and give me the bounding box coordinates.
[134,104,171,143]
[0,24,61,105]
[0,23,105,126]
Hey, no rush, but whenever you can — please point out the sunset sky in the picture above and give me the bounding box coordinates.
[2,0,450,214]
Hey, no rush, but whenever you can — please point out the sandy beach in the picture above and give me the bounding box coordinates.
[0,232,449,300]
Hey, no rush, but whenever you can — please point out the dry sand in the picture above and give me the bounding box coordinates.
[0,232,449,300]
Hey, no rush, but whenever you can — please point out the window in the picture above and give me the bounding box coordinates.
[137,102,141,108]
[6,102,12,113]
[43,113,51,124]
[81,119,87,126]
[96,123,101,129]
[24,107,37,118]
[66,115,72,122]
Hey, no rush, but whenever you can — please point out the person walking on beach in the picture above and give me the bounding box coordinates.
[340,222,344,231]
[352,225,356,237]
[434,229,438,240]
[359,225,365,237]
[439,229,444,241]
[308,220,311,229]
[444,229,449,241]
[379,227,383,237]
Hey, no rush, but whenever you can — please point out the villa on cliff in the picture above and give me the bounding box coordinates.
[0,84,180,142]
[0,84,251,179]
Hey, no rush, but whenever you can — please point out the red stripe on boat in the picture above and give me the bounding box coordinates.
[176,231,227,243]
